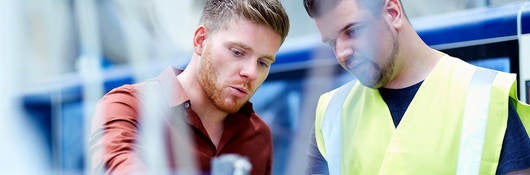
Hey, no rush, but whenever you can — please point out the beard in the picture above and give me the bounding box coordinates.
[350,60,383,88]
[350,41,397,89]
[346,24,398,89]
[198,48,248,114]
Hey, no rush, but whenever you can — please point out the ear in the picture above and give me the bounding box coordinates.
[383,0,404,30]
[193,25,208,56]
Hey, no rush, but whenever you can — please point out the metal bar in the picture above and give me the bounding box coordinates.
[0,0,48,174]
[74,0,105,174]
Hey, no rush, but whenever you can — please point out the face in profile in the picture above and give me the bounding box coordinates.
[314,0,398,88]
[198,19,282,113]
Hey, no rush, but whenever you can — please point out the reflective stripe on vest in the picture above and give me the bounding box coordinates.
[322,68,498,175]
[456,68,498,175]
[321,81,356,175]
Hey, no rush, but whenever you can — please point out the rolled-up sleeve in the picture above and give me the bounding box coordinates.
[89,85,146,175]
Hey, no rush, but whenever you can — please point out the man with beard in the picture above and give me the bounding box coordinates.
[89,0,289,174]
[303,0,530,174]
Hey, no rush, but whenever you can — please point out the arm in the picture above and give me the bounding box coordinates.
[496,99,530,175]
[89,86,146,175]
[506,168,530,175]
[307,127,329,175]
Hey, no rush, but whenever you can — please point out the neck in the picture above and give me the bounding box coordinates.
[383,24,442,89]
[177,56,227,146]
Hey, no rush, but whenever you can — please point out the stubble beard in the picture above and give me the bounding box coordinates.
[369,40,398,89]
[355,25,399,89]
[198,49,246,114]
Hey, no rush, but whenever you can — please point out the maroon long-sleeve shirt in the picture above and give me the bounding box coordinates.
[89,67,273,175]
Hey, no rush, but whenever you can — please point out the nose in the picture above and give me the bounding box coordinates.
[334,37,354,62]
[239,60,258,81]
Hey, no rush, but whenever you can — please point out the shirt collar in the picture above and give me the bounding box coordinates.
[155,66,189,108]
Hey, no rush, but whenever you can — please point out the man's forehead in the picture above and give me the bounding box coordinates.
[314,1,374,37]
[314,12,356,38]
[315,18,348,41]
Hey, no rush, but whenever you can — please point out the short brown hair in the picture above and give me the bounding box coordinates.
[200,0,290,43]
[303,0,385,18]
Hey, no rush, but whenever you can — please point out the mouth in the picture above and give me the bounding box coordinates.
[342,56,362,71]
[230,86,249,98]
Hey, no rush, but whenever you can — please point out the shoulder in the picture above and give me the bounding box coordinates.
[249,113,272,136]
[93,82,155,126]
[461,62,517,102]
[102,84,140,101]
[318,81,356,108]
[100,79,163,105]
[99,83,149,109]
[316,81,357,122]
[497,99,530,174]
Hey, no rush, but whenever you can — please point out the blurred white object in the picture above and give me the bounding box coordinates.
[211,154,252,175]
[0,0,48,173]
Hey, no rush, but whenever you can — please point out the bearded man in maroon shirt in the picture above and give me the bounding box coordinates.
[89,0,290,174]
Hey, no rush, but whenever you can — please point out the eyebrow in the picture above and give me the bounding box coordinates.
[231,41,276,62]
[263,54,276,63]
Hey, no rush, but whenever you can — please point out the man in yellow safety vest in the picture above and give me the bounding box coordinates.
[302,0,530,174]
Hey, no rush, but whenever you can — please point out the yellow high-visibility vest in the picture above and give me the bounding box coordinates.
[315,55,530,175]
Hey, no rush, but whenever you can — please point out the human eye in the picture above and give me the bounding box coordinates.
[345,24,365,38]
[258,59,270,68]
[231,48,244,57]
[345,28,358,38]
